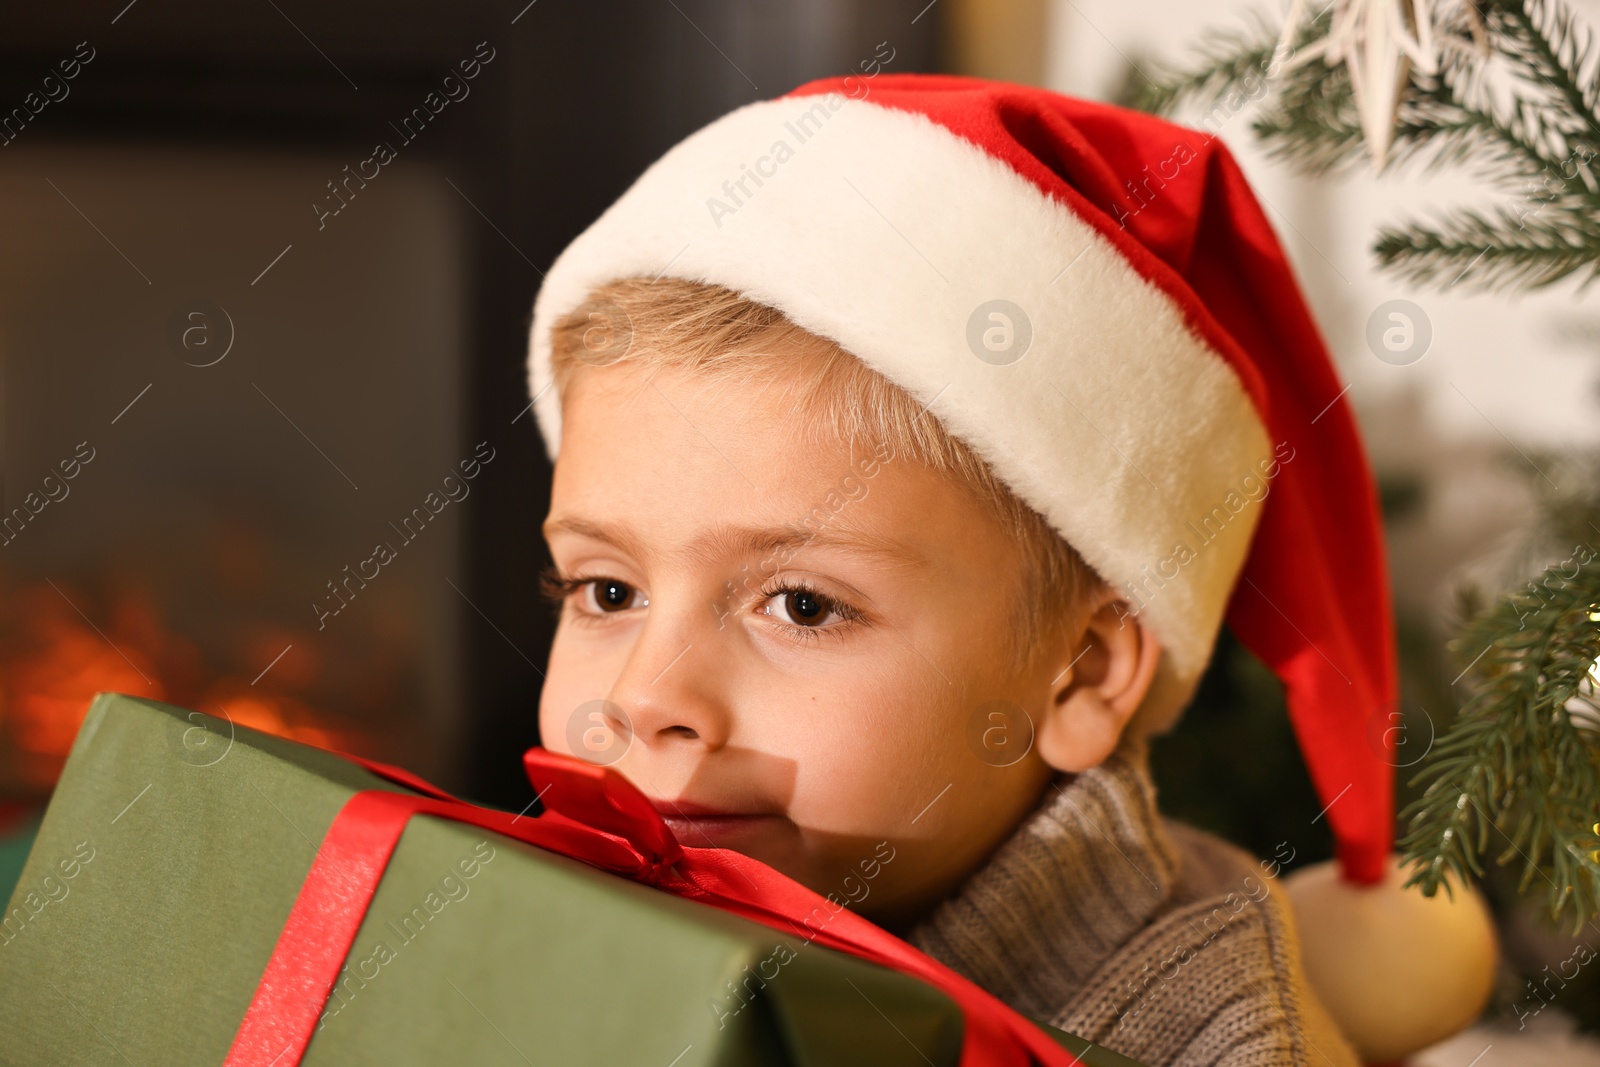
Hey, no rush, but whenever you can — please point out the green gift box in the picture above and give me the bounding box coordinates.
[0,693,1141,1066]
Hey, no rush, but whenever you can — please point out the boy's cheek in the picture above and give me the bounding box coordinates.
[536,685,583,758]
[538,635,628,757]
[534,666,575,756]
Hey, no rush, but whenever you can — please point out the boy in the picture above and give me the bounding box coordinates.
[524,75,1424,1066]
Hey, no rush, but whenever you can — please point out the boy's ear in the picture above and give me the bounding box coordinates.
[1035,589,1163,774]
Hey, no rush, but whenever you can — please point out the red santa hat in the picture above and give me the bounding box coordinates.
[525,75,1496,1058]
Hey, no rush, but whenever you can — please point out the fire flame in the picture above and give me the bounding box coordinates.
[1,570,360,792]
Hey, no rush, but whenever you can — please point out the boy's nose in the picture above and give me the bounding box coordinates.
[607,633,731,752]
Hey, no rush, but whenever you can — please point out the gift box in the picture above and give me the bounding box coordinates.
[0,693,1143,1066]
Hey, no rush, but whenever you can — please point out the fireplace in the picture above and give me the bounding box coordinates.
[0,143,467,793]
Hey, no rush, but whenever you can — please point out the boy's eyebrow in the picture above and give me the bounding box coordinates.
[543,516,925,569]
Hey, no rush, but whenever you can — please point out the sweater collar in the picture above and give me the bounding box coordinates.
[906,739,1182,1020]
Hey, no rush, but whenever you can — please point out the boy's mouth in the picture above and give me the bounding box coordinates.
[649,798,787,850]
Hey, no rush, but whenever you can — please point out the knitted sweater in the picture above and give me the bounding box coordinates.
[907,739,1362,1067]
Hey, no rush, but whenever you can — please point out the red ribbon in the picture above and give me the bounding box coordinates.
[224,747,1083,1067]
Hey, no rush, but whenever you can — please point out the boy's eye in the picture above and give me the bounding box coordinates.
[587,579,644,613]
[764,587,844,628]
[785,590,827,625]
[538,567,648,617]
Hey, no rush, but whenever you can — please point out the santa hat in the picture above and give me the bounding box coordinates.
[524,75,1496,1059]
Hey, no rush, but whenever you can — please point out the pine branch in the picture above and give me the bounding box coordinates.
[1125,14,1282,118]
[1136,0,1600,192]
[1374,203,1600,290]
[1367,2,1600,290]
[1398,550,1600,934]
[1251,53,1367,172]
[1402,42,1563,181]
[1137,4,1566,183]
[1242,6,1498,174]
[1489,0,1600,155]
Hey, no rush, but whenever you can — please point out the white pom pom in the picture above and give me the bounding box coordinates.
[1285,854,1498,1064]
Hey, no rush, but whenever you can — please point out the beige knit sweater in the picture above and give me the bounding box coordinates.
[908,738,1362,1067]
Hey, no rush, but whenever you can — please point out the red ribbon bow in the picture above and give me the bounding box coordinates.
[224,747,1083,1067]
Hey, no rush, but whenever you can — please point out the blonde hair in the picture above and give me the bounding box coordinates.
[548,276,1107,670]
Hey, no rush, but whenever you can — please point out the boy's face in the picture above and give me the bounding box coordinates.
[538,356,1067,928]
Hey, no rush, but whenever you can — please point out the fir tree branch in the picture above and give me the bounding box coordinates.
[1124,14,1282,118]
[1250,53,1367,172]
[1399,550,1600,934]
[1488,0,1600,156]
[1404,47,1562,181]
[1374,204,1600,290]
[1134,0,1600,190]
